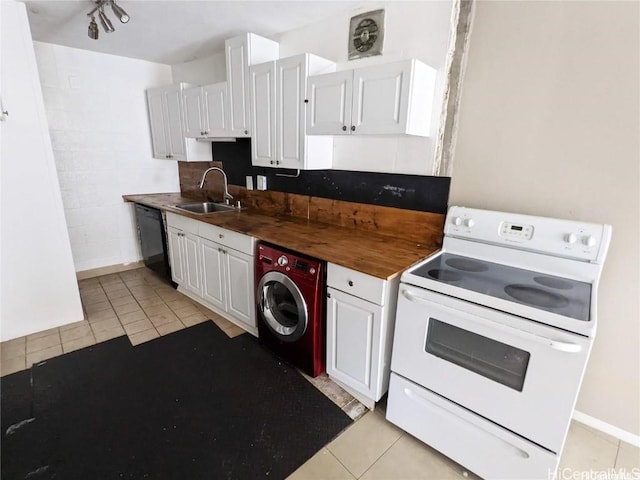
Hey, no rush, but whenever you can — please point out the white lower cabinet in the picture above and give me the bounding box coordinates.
[166,212,256,335]
[167,225,202,297]
[200,236,255,332]
[326,263,399,405]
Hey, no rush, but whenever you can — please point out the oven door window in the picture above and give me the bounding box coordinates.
[257,271,308,342]
[425,318,530,391]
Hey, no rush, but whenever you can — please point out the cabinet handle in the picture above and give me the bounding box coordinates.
[218,247,222,252]
[270,160,274,165]
[350,126,356,132]
[303,99,309,104]
[204,131,208,135]
[348,280,354,287]
[342,125,347,131]
[276,161,280,165]
[244,130,248,135]
[327,292,331,298]
[219,234,224,239]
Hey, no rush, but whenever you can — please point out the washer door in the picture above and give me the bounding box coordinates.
[257,271,308,342]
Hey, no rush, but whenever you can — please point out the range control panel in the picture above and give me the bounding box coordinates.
[445,206,612,263]
[500,222,534,241]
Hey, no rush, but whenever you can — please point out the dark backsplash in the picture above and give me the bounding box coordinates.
[210,139,450,214]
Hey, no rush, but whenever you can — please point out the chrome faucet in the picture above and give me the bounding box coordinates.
[199,167,234,205]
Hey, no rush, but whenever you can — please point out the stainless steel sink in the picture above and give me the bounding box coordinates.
[174,202,237,214]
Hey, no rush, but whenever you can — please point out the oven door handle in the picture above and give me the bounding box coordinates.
[401,289,583,354]
[402,387,531,459]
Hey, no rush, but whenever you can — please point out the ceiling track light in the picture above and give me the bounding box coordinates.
[111,1,129,23]
[98,6,115,33]
[86,0,129,39]
[88,15,99,40]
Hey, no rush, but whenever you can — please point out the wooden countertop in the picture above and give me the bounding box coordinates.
[123,193,440,280]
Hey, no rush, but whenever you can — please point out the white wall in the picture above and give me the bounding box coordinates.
[172,51,226,85]
[450,1,639,437]
[33,42,180,273]
[276,1,455,175]
[1,1,83,341]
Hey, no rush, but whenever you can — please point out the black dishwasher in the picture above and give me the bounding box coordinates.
[134,204,174,286]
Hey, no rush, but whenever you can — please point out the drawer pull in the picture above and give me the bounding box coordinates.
[348,280,354,287]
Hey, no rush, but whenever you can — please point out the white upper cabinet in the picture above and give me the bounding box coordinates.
[146,83,211,161]
[250,53,335,169]
[183,82,230,138]
[249,61,277,167]
[307,59,437,137]
[225,33,279,137]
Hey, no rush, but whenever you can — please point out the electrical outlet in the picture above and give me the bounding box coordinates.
[245,176,254,190]
[257,175,267,191]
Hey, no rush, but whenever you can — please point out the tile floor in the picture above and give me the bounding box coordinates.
[1,267,638,480]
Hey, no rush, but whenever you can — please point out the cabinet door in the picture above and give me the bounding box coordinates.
[326,287,382,400]
[183,87,205,138]
[200,237,226,312]
[202,82,229,137]
[146,88,170,159]
[167,227,185,285]
[183,232,202,297]
[352,63,411,135]
[306,71,353,135]
[225,35,250,137]
[276,55,306,169]
[225,248,255,330]
[250,61,276,167]
[164,85,187,160]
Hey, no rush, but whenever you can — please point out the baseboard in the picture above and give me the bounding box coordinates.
[573,410,640,447]
[76,261,145,280]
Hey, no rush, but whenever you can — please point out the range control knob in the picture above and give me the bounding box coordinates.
[564,233,578,244]
[452,217,462,226]
[464,218,475,228]
[583,235,597,247]
[277,255,289,267]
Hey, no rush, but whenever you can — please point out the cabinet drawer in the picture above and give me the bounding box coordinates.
[387,374,559,480]
[327,263,387,306]
[198,222,255,256]
[166,212,199,233]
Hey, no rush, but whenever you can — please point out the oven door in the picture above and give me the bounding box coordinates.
[392,285,592,453]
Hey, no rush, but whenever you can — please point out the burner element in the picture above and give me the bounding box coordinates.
[504,284,570,309]
[428,270,462,282]
[445,258,489,272]
[533,276,573,290]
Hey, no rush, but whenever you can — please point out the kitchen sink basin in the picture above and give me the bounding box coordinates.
[174,202,237,214]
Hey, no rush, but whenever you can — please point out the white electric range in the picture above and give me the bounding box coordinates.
[386,206,612,480]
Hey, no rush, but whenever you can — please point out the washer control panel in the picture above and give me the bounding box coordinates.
[257,244,323,280]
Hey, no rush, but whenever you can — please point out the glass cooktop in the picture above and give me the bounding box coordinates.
[409,253,592,321]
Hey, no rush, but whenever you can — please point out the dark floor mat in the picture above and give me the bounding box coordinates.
[1,322,352,479]
[1,369,33,436]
